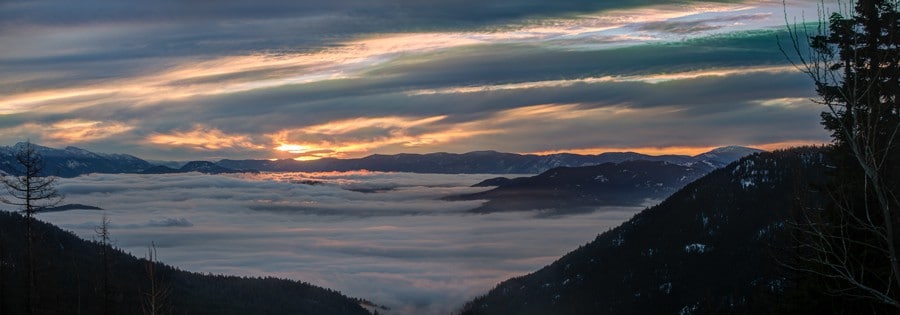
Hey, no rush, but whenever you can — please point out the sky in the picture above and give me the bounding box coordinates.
[38,171,646,314]
[0,0,833,161]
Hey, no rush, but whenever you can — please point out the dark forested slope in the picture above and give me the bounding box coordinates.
[0,211,372,315]
[460,147,829,314]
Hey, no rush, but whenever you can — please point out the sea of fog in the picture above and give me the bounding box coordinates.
[37,171,643,315]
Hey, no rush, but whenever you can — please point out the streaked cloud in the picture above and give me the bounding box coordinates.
[0,0,833,161]
[269,115,497,159]
[46,120,134,144]
[407,65,796,96]
[148,125,264,151]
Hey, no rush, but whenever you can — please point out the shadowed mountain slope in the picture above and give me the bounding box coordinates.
[0,211,373,315]
[459,147,829,314]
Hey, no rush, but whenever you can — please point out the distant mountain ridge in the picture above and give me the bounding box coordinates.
[0,142,153,178]
[446,146,762,214]
[141,161,255,175]
[459,147,830,314]
[0,143,254,177]
[449,160,715,214]
[218,146,763,174]
[0,143,761,177]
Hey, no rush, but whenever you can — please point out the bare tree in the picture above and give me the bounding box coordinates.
[95,213,114,315]
[782,0,900,309]
[0,228,6,313]
[142,242,172,315]
[0,141,63,314]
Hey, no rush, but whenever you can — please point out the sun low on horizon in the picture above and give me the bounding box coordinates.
[5,1,878,314]
[1,0,831,161]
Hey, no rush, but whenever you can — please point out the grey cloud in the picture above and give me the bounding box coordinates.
[145,217,194,227]
[0,2,830,161]
[103,30,805,124]
[69,217,193,229]
[2,0,737,27]
[637,13,772,34]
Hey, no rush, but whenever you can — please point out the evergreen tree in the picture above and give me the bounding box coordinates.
[785,0,900,310]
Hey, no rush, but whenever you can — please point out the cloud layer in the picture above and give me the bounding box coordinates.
[38,172,640,314]
[0,0,831,160]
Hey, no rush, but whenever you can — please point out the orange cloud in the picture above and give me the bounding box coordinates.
[0,119,134,145]
[0,1,777,117]
[269,115,497,160]
[45,120,134,143]
[148,125,264,151]
[408,66,795,96]
[302,116,447,135]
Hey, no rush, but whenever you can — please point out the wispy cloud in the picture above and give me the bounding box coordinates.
[269,115,498,159]
[407,65,796,95]
[148,125,264,151]
[0,0,831,160]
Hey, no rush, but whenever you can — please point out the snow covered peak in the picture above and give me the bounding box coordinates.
[706,146,761,155]
[64,146,98,157]
[692,146,764,166]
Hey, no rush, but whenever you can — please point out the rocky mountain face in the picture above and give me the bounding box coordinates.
[459,147,830,314]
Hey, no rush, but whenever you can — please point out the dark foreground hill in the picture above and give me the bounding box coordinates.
[0,212,372,315]
[459,147,829,314]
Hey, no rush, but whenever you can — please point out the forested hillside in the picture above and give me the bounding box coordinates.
[460,147,829,314]
[0,211,372,315]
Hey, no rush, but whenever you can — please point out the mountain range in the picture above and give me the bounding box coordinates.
[0,142,832,313]
[458,147,830,314]
[140,161,258,175]
[0,143,153,178]
[218,146,762,174]
[449,160,715,214]
[447,146,762,214]
[0,142,762,178]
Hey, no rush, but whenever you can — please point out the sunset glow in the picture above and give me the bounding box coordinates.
[3,0,844,313]
[0,0,829,160]
[148,125,263,151]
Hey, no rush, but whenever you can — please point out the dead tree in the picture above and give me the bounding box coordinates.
[142,242,172,315]
[0,141,63,314]
[95,213,114,315]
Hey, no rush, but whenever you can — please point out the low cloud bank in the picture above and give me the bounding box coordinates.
[40,172,640,314]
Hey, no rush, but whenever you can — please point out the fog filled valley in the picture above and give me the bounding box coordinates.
[35,171,644,314]
[3,0,898,313]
